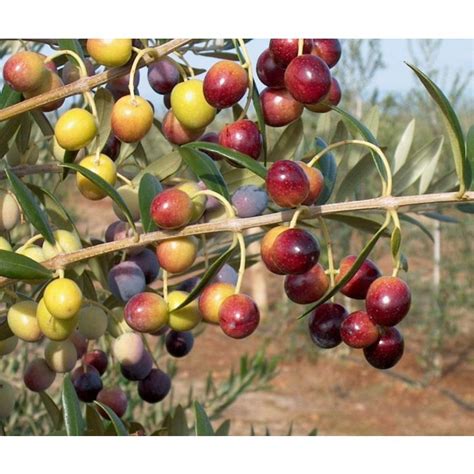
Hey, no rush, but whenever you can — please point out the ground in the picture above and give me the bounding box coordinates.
[70,187,474,436]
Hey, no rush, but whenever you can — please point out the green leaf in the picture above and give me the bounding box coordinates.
[0,316,14,341]
[132,150,182,183]
[62,374,85,436]
[90,88,114,153]
[28,183,78,235]
[456,203,474,214]
[61,163,136,232]
[215,419,231,436]
[93,401,128,436]
[298,219,388,319]
[179,147,230,201]
[15,113,32,153]
[406,63,469,191]
[0,83,22,109]
[399,214,434,242]
[391,226,401,262]
[393,136,444,195]
[268,119,303,162]
[168,405,189,436]
[0,116,23,157]
[466,125,474,190]
[324,213,390,236]
[419,137,443,194]
[5,168,56,244]
[422,211,460,223]
[223,167,265,194]
[185,141,267,180]
[313,137,337,204]
[39,392,63,431]
[331,106,388,187]
[393,119,416,173]
[193,402,214,436]
[57,39,86,62]
[199,51,240,61]
[30,109,54,137]
[138,173,162,232]
[251,81,268,164]
[0,249,53,280]
[336,153,373,201]
[85,405,105,435]
[174,242,236,310]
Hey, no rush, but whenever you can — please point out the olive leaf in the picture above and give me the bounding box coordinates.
[407,63,469,191]
[0,249,53,280]
[393,119,416,173]
[94,401,128,436]
[62,374,85,436]
[0,317,14,341]
[268,119,303,162]
[61,162,136,232]
[39,392,63,431]
[193,401,215,436]
[138,173,162,232]
[179,147,230,200]
[5,168,56,244]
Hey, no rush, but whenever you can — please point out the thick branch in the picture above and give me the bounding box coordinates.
[0,163,62,180]
[0,39,192,122]
[0,191,472,288]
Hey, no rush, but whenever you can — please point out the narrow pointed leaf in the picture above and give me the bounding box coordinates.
[391,226,401,262]
[393,119,416,173]
[194,402,214,436]
[169,405,189,436]
[132,149,181,183]
[407,63,469,191]
[179,147,230,200]
[184,141,267,180]
[30,109,54,137]
[268,118,303,162]
[57,39,85,62]
[174,242,236,310]
[0,83,22,109]
[5,168,55,244]
[0,249,53,280]
[61,162,136,231]
[39,392,63,431]
[90,87,114,152]
[399,214,434,242]
[215,419,231,436]
[313,137,337,204]
[336,153,373,201]
[138,173,162,232]
[85,405,105,435]
[93,401,128,436]
[331,106,388,186]
[0,317,14,341]
[62,374,85,436]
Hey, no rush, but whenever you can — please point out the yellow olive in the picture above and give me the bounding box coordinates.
[76,154,117,200]
[36,298,78,341]
[0,190,20,232]
[54,108,97,151]
[42,229,82,260]
[7,300,42,342]
[86,39,132,67]
[167,290,201,331]
[44,340,77,373]
[16,244,45,262]
[43,278,83,320]
[175,181,206,222]
[171,79,216,130]
[112,185,140,221]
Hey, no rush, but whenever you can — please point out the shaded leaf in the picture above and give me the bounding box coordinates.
[174,242,236,310]
[57,39,85,62]
[138,173,162,232]
[179,147,230,200]
[85,405,105,436]
[194,402,214,436]
[215,419,231,436]
[0,83,22,109]
[313,137,337,204]
[30,109,54,137]
[456,203,474,214]
[93,401,128,436]
[39,392,63,431]
[399,214,434,242]
[185,141,267,180]
[168,405,189,436]
[268,118,303,162]
[223,167,265,194]
[90,88,114,152]
[336,153,373,201]
[132,150,182,183]
[324,213,390,236]
[407,63,469,190]
[422,211,460,223]
[61,163,136,232]
[391,226,401,262]
[62,374,85,436]
[6,168,55,244]
[0,317,14,341]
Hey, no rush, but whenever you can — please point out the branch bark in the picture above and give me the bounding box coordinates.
[0,38,192,122]
[1,190,472,288]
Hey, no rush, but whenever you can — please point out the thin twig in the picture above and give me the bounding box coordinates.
[0,191,472,288]
[0,38,192,122]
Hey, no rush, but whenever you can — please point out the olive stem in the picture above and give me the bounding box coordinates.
[162,269,169,303]
[289,206,306,228]
[116,172,134,187]
[235,38,254,121]
[192,190,236,219]
[297,39,304,56]
[307,139,393,197]
[234,232,247,294]
[318,216,336,289]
